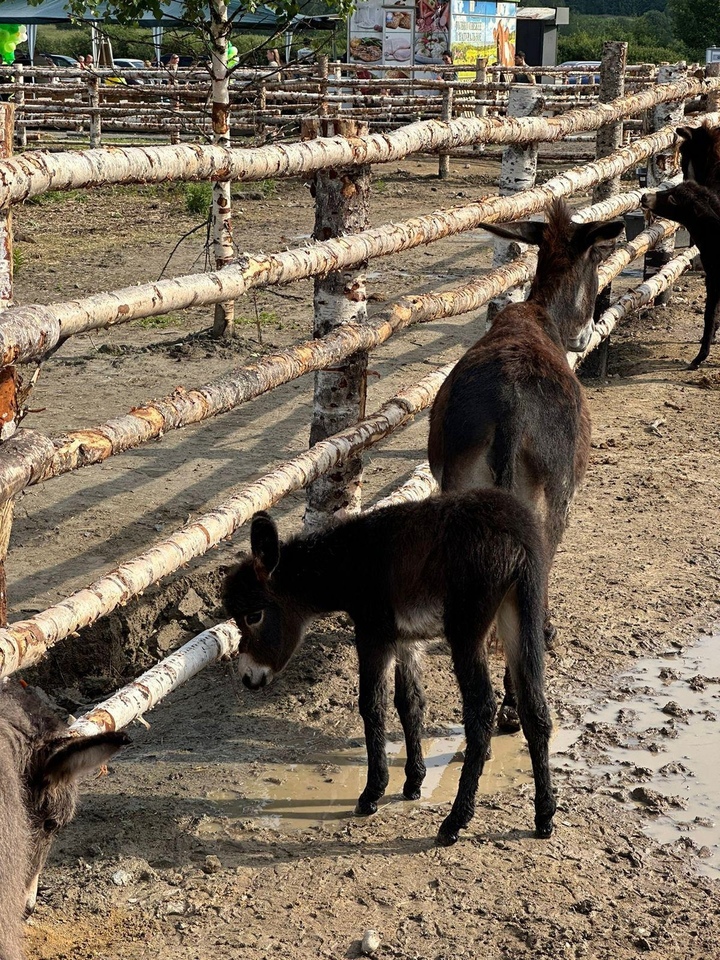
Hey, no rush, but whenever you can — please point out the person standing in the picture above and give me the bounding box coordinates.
[514,51,536,84]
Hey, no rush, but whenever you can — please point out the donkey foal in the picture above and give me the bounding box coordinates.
[223,491,556,846]
[642,181,720,369]
[0,679,128,960]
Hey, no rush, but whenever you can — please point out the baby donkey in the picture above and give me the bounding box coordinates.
[0,679,128,960]
[223,490,556,846]
[642,181,720,369]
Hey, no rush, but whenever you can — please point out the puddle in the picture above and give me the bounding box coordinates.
[203,725,546,833]
[561,634,720,876]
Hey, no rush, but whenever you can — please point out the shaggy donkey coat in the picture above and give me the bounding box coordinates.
[0,680,128,960]
[223,491,556,846]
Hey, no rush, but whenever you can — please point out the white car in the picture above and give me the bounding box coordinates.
[112,58,149,84]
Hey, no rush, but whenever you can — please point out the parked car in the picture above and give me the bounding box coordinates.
[113,57,148,84]
[44,53,80,68]
[558,60,601,85]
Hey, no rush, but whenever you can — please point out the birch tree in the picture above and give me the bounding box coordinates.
[33,0,352,339]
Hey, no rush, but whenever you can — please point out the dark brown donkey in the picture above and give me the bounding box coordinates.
[642,181,720,369]
[428,199,623,728]
[223,492,556,846]
[676,123,720,191]
[0,679,128,960]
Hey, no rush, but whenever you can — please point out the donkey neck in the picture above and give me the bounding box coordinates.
[522,287,570,352]
[275,527,362,616]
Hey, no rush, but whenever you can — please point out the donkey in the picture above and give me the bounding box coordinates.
[223,493,556,847]
[428,198,623,728]
[642,181,720,369]
[676,123,720,191]
[0,679,128,960]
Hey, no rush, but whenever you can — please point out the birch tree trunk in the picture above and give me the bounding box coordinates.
[209,0,235,338]
[644,62,686,306]
[0,104,15,626]
[587,41,628,378]
[305,119,371,530]
[486,83,542,324]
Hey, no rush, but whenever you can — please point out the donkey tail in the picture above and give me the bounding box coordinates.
[489,415,524,491]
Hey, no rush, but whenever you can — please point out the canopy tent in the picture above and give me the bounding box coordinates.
[0,1,340,64]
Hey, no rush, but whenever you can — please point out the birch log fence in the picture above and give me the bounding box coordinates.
[0,61,713,741]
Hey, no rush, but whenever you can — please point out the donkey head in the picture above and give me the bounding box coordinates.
[480,199,624,352]
[0,680,128,913]
[641,180,720,228]
[676,123,720,185]
[223,513,308,690]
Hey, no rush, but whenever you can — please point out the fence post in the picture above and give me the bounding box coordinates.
[14,65,26,151]
[303,118,371,531]
[0,104,16,626]
[644,61,686,305]
[485,83,542,324]
[706,61,720,111]
[473,56,487,153]
[88,73,101,148]
[318,54,329,118]
[438,84,453,179]
[257,77,267,137]
[585,41,628,379]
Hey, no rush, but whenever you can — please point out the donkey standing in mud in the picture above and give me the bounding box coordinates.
[642,181,720,369]
[223,493,556,846]
[428,198,624,729]
[0,679,128,960]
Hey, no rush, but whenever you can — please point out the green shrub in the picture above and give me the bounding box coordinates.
[184,182,212,216]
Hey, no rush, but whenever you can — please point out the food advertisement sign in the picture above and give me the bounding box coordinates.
[348,0,516,69]
[348,1,384,66]
[450,2,517,67]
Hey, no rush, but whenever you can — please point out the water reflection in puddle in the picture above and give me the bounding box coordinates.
[205,726,538,833]
[561,634,720,876]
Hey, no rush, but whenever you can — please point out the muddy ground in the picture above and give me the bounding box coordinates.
[7,152,720,959]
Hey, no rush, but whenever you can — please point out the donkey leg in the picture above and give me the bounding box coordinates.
[689,285,719,370]
[394,646,427,800]
[356,641,393,816]
[510,660,556,837]
[497,665,522,733]
[437,619,496,846]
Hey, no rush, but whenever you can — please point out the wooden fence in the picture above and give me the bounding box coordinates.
[0,60,667,146]
[0,55,713,739]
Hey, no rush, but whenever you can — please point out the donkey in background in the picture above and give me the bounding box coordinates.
[223,493,556,846]
[677,123,720,192]
[642,181,720,369]
[0,679,128,960]
[428,198,623,728]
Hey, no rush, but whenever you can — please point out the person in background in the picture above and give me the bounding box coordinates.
[85,53,94,68]
[266,48,282,68]
[438,50,458,82]
[77,54,86,68]
[514,50,536,84]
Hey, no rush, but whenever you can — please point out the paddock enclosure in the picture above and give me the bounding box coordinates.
[1,50,720,960]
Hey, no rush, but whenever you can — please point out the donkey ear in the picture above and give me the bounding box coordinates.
[676,126,693,142]
[43,731,129,787]
[250,512,281,577]
[575,219,624,254]
[478,219,546,246]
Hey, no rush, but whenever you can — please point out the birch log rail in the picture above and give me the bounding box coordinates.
[0,76,715,209]
[0,119,707,367]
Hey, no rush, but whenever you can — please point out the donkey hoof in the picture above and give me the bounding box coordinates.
[436,820,460,846]
[355,796,378,816]
[497,704,521,733]
[403,782,422,801]
[543,619,558,649]
[535,816,554,839]
[688,358,702,371]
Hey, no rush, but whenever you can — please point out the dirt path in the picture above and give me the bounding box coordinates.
[8,159,720,959]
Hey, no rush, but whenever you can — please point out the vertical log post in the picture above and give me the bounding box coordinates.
[644,61,687,305]
[438,85,453,179]
[706,61,720,111]
[257,78,267,138]
[88,73,101,149]
[473,57,487,153]
[209,0,235,339]
[0,104,17,626]
[169,63,181,145]
[318,55,329,118]
[14,65,26,150]
[485,83,542,324]
[303,118,370,531]
[586,41,628,379]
